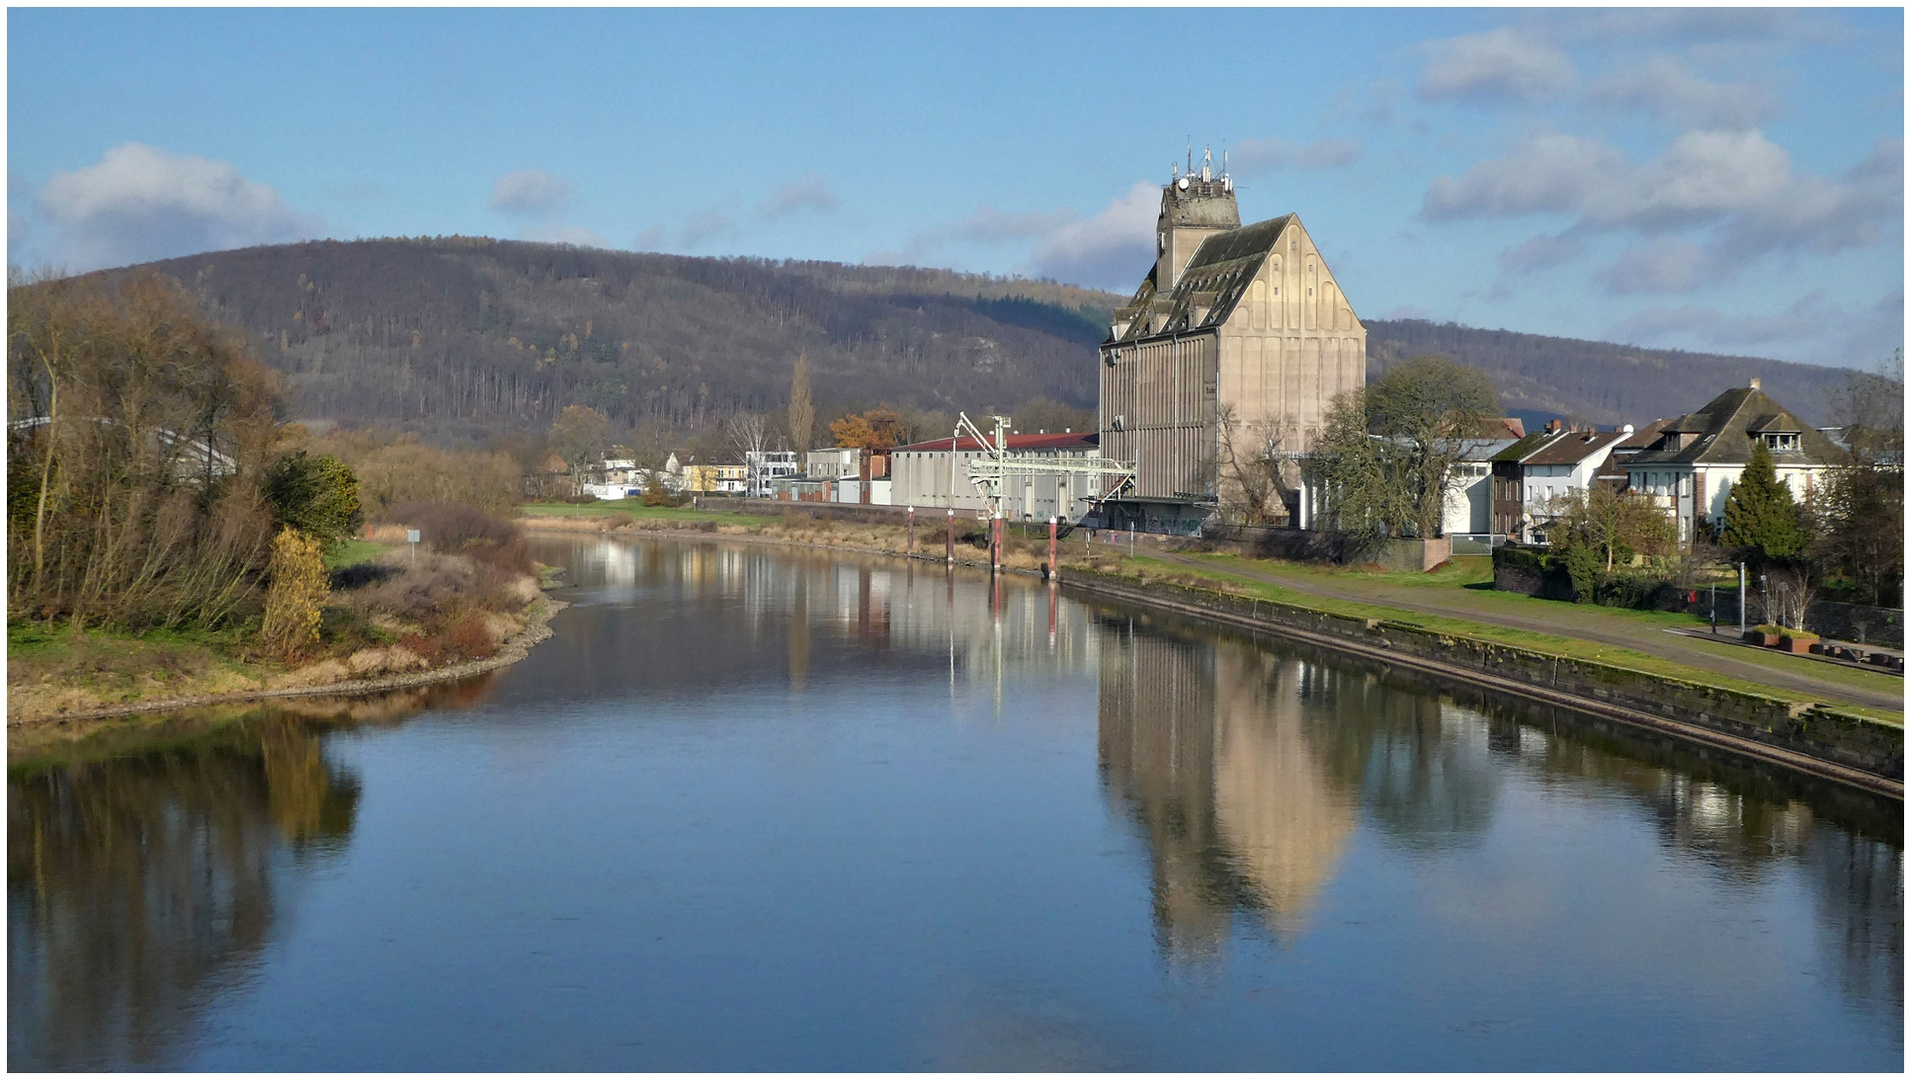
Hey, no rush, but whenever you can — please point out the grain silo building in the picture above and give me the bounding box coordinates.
[1097,151,1366,531]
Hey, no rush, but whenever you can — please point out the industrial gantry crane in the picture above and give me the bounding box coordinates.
[954,412,1137,575]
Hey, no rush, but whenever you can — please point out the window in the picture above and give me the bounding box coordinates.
[1764,432,1800,452]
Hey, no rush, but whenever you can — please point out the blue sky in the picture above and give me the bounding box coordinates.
[8,7,1903,367]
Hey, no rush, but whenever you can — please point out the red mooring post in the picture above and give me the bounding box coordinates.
[907,505,915,556]
[1048,516,1059,583]
[945,508,955,565]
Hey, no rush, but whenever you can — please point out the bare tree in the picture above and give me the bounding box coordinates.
[1216,404,1296,525]
[726,412,772,497]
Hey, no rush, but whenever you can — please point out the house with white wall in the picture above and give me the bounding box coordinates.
[1621,380,1839,545]
[1490,425,1630,543]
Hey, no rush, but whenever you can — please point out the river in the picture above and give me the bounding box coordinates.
[8,534,1903,1070]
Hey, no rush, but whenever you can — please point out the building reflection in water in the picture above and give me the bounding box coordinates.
[544,535,1098,709]
[1097,620,1356,961]
[1095,613,1902,1012]
[8,715,361,1071]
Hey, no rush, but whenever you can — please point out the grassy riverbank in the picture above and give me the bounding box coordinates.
[519,502,1902,724]
[8,542,556,726]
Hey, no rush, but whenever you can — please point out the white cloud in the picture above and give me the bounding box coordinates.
[1027,180,1159,289]
[1589,57,1777,129]
[868,180,1159,290]
[1231,136,1362,176]
[1423,132,1622,219]
[1597,237,1707,293]
[34,142,318,271]
[949,206,1075,245]
[1498,232,1585,273]
[1425,130,1901,291]
[632,226,667,252]
[756,175,839,219]
[489,169,571,216]
[680,207,738,249]
[1609,286,1903,366]
[1418,28,1577,105]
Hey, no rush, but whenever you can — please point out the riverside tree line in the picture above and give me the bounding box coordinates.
[7,271,538,670]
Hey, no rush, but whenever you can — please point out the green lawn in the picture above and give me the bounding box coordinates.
[1122,554,1903,724]
[324,538,390,570]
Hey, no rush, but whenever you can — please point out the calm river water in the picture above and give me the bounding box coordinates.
[9,535,1903,1070]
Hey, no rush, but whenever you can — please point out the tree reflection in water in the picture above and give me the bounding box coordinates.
[8,713,362,1071]
[1094,613,1902,1022]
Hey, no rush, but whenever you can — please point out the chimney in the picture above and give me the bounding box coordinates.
[1749,377,1762,391]
[1545,419,1562,433]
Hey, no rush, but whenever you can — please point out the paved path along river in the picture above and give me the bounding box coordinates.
[8,535,1901,1070]
[1148,550,1905,713]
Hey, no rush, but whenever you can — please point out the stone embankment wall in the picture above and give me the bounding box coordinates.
[1064,569,1902,795]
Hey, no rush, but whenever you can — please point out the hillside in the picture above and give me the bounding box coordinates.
[133,238,1116,443]
[1365,319,1853,429]
[120,238,1858,442]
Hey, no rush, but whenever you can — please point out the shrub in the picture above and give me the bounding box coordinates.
[448,610,499,659]
[261,528,330,660]
[385,501,534,575]
[1565,544,1600,603]
[263,450,361,544]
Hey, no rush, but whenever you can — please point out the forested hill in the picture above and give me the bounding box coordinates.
[1365,319,1852,428]
[132,237,1117,442]
[126,237,1855,440]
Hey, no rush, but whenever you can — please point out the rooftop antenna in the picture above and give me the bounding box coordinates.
[1201,145,1212,181]
[1221,149,1229,177]
[1186,140,1193,175]
[1171,160,1179,179]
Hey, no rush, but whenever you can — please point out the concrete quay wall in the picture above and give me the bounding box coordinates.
[1063,569,1903,797]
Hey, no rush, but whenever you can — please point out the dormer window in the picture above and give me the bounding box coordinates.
[1764,432,1800,452]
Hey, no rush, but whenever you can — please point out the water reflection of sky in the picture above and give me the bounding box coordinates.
[7,535,1900,1070]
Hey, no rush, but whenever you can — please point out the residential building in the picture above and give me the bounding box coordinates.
[889,431,1101,521]
[1621,379,1840,545]
[1099,149,1366,531]
[1440,436,1523,540]
[1490,423,1630,543]
[685,462,749,495]
[745,450,800,498]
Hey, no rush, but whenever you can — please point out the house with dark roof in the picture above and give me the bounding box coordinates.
[1490,423,1631,543]
[1097,149,1366,532]
[1622,379,1840,545]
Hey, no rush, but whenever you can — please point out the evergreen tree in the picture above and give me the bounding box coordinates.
[263,450,362,545]
[1722,440,1807,565]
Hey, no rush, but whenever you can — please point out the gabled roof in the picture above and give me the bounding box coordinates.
[1614,417,1673,452]
[1625,385,1840,467]
[891,431,1098,454]
[1108,215,1294,343]
[1490,431,1554,464]
[1523,428,1628,466]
